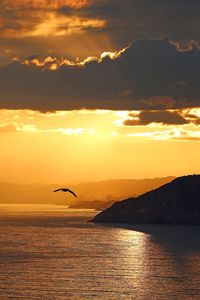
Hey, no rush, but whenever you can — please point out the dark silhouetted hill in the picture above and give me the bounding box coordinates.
[92,175,200,224]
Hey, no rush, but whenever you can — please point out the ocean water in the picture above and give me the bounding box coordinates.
[0,204,200,300]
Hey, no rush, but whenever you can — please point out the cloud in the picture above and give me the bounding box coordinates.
[0,0,104,43]
[3,0,91,10]
[2,0,200,65]
[124,110,190,126]
[0,0,111,64]
[15,125,95,135]
[1,38,200,111]
[183,109,200,125]
[0,121,95,135]
[126,128,200,142]
[2,1,200,42]
[59,0,200,47]
[123,108,200,126]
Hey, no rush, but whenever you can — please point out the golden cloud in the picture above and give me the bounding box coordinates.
[0,0,105,38]
[3,0,92,10]
[1,14,106,38]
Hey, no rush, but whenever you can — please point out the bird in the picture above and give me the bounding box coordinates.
[53,188,78,198]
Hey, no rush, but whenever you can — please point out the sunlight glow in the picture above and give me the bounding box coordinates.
[0,109,199,183]
[23,14,106,37]
[2,10,106,38]
[22,48,126,70]
[100,47,127,60]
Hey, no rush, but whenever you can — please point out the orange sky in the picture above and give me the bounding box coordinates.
[0,109,199,184]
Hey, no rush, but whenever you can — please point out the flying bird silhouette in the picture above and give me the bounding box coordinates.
[53,188,78,198]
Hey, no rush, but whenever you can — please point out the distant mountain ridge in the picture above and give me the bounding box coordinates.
[0,177,175,208]
[92,175,200,224]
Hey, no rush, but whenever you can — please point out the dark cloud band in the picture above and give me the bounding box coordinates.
[0,38,200,111]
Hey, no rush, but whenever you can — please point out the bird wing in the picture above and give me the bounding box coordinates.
[53,188,78,197]
[53,188,62,192]
[67,189,78,198]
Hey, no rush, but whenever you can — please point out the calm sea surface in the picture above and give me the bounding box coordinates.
[0,204,200,300]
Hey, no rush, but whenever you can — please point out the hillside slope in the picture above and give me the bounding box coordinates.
[92,175,200,224]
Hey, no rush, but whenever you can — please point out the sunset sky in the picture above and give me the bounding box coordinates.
[0,0,200,184]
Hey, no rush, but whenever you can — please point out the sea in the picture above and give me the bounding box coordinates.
[0,204,200,300]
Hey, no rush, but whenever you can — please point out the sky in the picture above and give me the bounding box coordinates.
[0,0,200,184]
